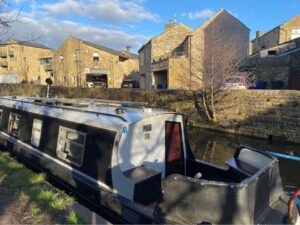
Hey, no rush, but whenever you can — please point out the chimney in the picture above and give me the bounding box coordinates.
[165,19,175,32]
[256,30,264,38]
[126,46,131,52]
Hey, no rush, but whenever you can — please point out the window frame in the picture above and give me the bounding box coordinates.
[56,126,86,167]
[8,112,22,137]
[92,53,100,62]
[31,119,43,147]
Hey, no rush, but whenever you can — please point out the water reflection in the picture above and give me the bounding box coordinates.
[188,127,300,191]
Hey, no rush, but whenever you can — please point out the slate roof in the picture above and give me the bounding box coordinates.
[78,38,138,59]
[3,39,53,50]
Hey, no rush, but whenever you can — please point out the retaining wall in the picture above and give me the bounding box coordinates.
[1,84,300,144]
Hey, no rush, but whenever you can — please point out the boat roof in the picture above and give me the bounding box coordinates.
[0,96,179,130]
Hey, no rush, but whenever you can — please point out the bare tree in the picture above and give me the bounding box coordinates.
[0,0,21,42]
[177,20,253,123]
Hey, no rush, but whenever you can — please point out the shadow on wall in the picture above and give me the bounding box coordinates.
[209,90,300,144]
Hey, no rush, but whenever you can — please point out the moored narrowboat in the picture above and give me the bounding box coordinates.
[0,96,299,224]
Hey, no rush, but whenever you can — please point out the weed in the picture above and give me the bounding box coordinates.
[18,191,30,201]
[30,205,44,224]
[30,173,46,185]
[7,160,23,170]
[50,198,68,212]
[66,211,86,224]
[37,190,57,203]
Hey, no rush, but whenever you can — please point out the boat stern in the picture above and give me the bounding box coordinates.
[154,146,286,224]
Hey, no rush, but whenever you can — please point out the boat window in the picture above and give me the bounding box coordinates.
[0,109,3,126]
[31,119,43,147]
[8,113,22,137]
[56,126,86,167]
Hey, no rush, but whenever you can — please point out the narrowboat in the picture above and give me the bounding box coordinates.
[0,96,299,224]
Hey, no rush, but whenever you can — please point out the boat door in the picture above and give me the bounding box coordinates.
[165,121,184,176]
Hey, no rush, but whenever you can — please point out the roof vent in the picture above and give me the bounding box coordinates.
[116,107,124,114]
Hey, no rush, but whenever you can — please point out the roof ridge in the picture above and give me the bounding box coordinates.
[5,39,52,50]
[195,8,250,32]
[70,36,138,58]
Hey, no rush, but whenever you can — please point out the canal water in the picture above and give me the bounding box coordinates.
[188,127,300,192]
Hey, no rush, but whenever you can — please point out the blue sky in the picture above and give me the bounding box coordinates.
[7,0,300,52]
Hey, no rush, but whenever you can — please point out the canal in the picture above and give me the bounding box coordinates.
[188,127,300,193]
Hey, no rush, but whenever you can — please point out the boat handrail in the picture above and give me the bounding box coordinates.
[0,96,128,122]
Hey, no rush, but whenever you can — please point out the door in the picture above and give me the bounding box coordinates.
[165,121,184,176]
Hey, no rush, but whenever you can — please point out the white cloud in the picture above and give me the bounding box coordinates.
[42,0,160,23]
[9,11,149,51]
[182,8,215,20]
[42,0,83,17]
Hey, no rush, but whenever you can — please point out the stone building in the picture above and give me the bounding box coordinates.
[250,14,300,55]
[190,9,250,90]
[242,37,300,89]
[242,13,300,89]
[138,9,250,90]
[0,40,53,84]
[53,36,139,88]
[138,21,193,89]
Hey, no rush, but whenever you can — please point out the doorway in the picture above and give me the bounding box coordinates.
[165,121,184,176]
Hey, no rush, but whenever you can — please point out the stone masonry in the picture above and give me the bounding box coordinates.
[139,9,250,90]
[250,14,300,55]
[1,84,300,144]
[53,36,139,88]
[0,40,53,84]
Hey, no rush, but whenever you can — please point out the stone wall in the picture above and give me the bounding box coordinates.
[206,90,300,144]
[1,84,300,144]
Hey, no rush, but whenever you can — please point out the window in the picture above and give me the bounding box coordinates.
[61,76,66,84]
[8,113,22,137]
[268,50,277,56]
[31,119,43,147]
[0,109,3,126]
[59,55,64,63]
[93,53,99,62]
[291,28,300,40]
[73,53,79,62]
[56,126,86,167]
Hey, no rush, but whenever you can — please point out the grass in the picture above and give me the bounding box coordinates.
[66,211,86,224]
[0,151,87,224]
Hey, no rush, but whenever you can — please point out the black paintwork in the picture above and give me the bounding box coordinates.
[0,105,116,191]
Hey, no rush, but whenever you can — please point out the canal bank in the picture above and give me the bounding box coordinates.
[0,150,111,224]
[1,84,300,144]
